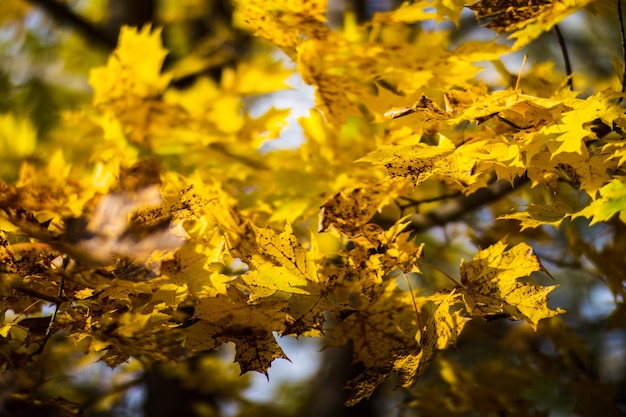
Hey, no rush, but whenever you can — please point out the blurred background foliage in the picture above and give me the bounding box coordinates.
[0,0,625,416]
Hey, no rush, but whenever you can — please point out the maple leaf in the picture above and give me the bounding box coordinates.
[372,1,436,24]
[181,287,289,374]
[452,88,566,130]
[240,223,324,296]
[161,241,230,298]
[553,152,615,195]
[499,203,572,230]
[318,184,391,236]
[395,291,469,388]
[573,179,626,225]
[327,279,423,405]
[360,136,483,191]
[359,137,456,187]
[90,26,171,106]
[236,223,334,337]
[460,241,564,329]
[469,0,594,49]
[235,0,330,58]
[540,90,625,156]
[330,280,469,405]
[0,113,37,163]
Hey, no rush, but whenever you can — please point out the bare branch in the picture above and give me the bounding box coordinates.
[619,0,626,102]
[25,0,117,50]
[10,282,65,304]
[554,24,573,90]
[406,176,527,233]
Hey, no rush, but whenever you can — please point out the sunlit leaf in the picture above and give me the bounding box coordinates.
[460,241,564,329]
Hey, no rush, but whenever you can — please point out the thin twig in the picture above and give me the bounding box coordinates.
[25,0,117,50]
[416,260,463,287]
[406,176,528,234]
[397,191,462,210]
[554,24,574,90]
[81,376,146,413]
[401,272,423,342]
[619,0,626,102]
[30,257,69,357]
[515,54,528,91]
[10,282,65,304]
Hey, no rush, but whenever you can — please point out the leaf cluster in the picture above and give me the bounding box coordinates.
[1,0,626,415]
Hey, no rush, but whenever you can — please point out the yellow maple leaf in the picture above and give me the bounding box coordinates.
[242,223,324,296]
[332,280,469,405]
[90,26,171,107]
[469,0,594,50]
[541,90,625,156]
[371,1,436,24]
[360,136,485,191]
[395,291,469,388]
[328,278,425,405]
[552,152,614,195]
[573,179,626,225]
[359,137,456,187]
[181,287,289,373]
[498,203,572,230]
[235,0,329,57]
[460,241,564,330]
[318,184,391,236]
[0,113,37,158]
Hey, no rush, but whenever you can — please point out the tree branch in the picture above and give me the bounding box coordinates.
[25,0,117,50]
[406,176,527,233]
[10,282,65,304]
[553,24,573,91]
[619,0,626,102]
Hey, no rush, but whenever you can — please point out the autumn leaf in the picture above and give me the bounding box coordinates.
[499,202,572,230]
[181,287,289,374]
[252,223,319,285]
[318,184,391,236]
[573,179,626,225]
[371,1,435,24]
[0,113,37,160]
[460,241,564,329]
[359,137,455,187]
[359,136,484,191]
[540,90,625,156]
[469,0,594,49]
[331,280,469,405]
[5,0,626,413]
[235,0,329,57]
[395,291,469,388]
[327,278,423,405]
[90,26,171,106]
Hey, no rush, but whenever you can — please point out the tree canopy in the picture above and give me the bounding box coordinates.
[1,0,625,416]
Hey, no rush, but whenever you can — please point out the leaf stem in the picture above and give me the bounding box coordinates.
[401,272,423,341]
[619,0,626,102]
[30,260,68,357]
[25,0,117,49]
[416,260,463,287]
[554,24,574,90]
